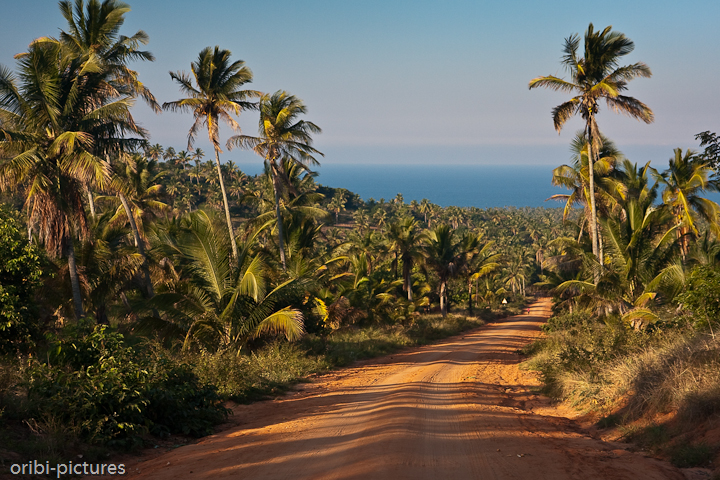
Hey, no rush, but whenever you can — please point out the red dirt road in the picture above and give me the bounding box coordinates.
[125,299,683,479]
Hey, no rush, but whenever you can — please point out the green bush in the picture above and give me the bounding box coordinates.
[677,266,720,329]
[26,325,229,448]
[0,206,44,354]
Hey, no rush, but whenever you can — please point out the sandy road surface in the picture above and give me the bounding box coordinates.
[125,299,683,480]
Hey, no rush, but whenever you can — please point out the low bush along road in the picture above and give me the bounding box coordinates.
[122,299,683,480]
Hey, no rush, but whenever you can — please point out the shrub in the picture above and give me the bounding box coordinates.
[26,325,229,448]
[677,266,720,330]
[0,206,44,354]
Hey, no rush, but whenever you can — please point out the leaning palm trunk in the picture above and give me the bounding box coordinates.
[86,185,96,219]
[213,147,239,261]
[65,238,84,320]
[118,192,154,298]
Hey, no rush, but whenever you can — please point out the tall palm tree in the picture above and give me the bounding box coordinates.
[163,46,260,261]
[146,143,164,161]
[192,147,205,185]
[0,14,147,319]
[419,199,432,224]
[530,23,653,280]
[175,150,192,172]
[550,132,622,226]
[226,91,322,270]
[328,192,347,224]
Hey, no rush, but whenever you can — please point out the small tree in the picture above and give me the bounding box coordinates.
[0,208,44,353]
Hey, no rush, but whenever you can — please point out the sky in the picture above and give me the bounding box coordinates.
[1,0,719,168]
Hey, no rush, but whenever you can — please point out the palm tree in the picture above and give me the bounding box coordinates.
[226,91,322,270]
[146,143,164,161]
[76,212,142,324]
[550,132,623,263]
[386,218,428,301]
[48,0,160,112]
[163,46,260,261]
[463,233,501,314]
[554,161,682,325]
[328,192,347,224]
[550,132,622,227]
[425,224,463,316]
[353,209,370,235]
[419,199,432,224]
[0,12,147,319]
[175,150,192,172]
[98,153,168,298]
[654,148,720,258]
[147,211,304,351]
[530,23,653,279]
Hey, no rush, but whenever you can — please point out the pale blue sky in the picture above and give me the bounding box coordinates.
[2,0,719,166]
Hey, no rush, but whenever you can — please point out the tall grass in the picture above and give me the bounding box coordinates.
[523,310,720,430]
[190,313,486,402]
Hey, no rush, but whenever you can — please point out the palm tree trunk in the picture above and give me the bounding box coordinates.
[468,279,473,314]
[214,147,239,261]
[119,192,154,298]
[440,280,447,317]
[86,186,96,219]
[270,161,287,270]
[598,223,604,267]
[586,124,600,284]
[403,260,413,301]
[65,238,84,320]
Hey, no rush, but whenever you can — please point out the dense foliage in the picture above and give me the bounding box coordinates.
[1,2,719,465]
[0,207,44,353]
[27,325,228,447]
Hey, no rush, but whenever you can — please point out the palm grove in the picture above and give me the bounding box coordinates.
[0,1,718,454]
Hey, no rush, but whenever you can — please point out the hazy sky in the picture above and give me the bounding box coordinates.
[2,0,719,166]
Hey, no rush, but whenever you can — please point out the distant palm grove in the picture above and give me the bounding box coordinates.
[1,0,720,459]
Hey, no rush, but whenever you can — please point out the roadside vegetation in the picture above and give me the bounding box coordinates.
[523,23,720,470]
[0,0,538,464]
[3,0,720,473]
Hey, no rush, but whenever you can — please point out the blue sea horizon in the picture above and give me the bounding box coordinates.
[234,162,720,209]
[237,163,570,209]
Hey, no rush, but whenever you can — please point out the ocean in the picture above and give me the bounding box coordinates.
[234,162,720,209]
[237,163,570,209]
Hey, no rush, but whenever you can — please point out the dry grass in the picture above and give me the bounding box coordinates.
[524,313,720,426]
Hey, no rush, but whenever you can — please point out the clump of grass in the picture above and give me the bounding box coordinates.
[596,413,623,429]
[624,423,670,451]
[192,313,485,402]
[191,343,329,402]
[669,442,714,468]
